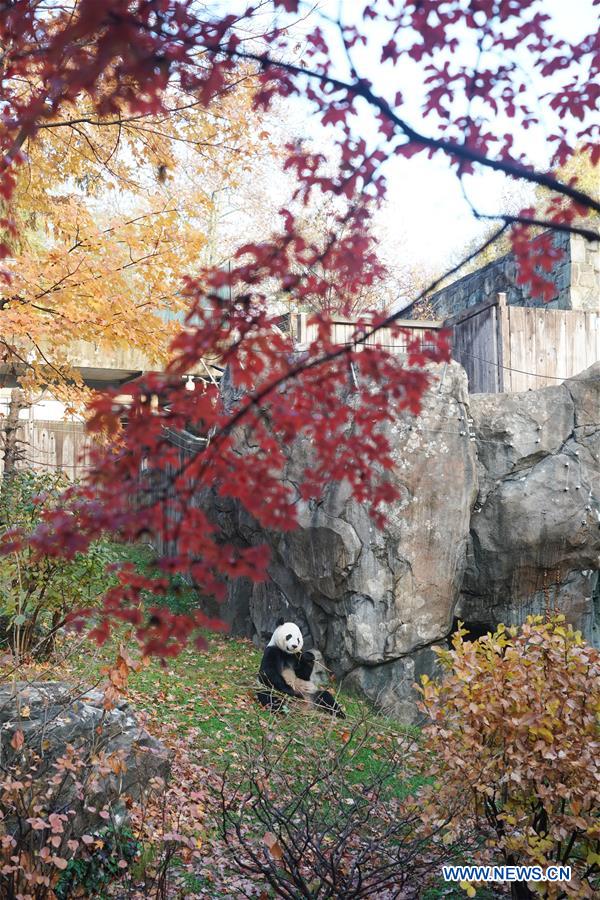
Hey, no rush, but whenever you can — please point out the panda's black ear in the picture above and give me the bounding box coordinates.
[275,617,284,627]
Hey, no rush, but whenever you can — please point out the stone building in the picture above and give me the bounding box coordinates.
[421,231,599,319]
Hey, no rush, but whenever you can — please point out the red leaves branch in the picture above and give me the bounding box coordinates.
[1,0,598,654]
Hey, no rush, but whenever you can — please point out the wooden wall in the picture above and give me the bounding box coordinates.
[446,294,600,393]
[503,305,600,392]
[0,419,92,479]
[447,298,502,393]
[290,304,599,393]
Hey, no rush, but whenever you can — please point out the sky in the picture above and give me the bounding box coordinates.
[250,0,598,295]
[376,0,597,280]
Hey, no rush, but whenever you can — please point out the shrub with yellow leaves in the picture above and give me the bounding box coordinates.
[417,616,600,899]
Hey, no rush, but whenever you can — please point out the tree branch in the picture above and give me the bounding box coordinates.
[227,49,600,217]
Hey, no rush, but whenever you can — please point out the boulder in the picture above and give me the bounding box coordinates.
[460,363,600,640]
[216,361,600,722]
[344,644,444,724]
[220,361,478,722]
[0,681,170,830]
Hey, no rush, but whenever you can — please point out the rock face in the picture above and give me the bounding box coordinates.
[223,361,479,721]
[219,362,600,723]
[0,682,170,829]
[459,365,600,643]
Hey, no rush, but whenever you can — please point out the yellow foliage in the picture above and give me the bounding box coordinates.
[418,617,600,899]
[1,74,268,403]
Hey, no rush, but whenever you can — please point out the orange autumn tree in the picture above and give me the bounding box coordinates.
[1,74,266,406]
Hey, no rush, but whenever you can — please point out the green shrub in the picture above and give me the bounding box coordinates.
[119,542,200,615]
[0,471,123,659]
[55,825,140,899]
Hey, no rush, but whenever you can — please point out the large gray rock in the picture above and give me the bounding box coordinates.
[216,361,600,723]
[459,364,600,640]
[0,682,170,830]
[221,361,478,722]
[343,643,444,724]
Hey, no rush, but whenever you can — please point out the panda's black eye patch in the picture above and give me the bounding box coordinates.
[286,633,292,640]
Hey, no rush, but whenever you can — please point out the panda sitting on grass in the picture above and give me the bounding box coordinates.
[257,621,345,718]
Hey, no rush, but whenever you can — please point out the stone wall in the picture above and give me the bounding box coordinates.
[216,362,600,723]
[570,232,600,311]
[420,232,599,320]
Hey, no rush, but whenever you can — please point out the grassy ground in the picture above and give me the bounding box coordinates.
[62,631,501,898]
[68,630,416,783]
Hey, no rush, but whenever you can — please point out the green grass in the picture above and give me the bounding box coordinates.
[65,632,499,897]
[68,629,417,785]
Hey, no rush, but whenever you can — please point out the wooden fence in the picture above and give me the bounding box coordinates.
[3,300,597,482]
[286,312,443,354]
[0,419,91,479]
[445,293,600,393]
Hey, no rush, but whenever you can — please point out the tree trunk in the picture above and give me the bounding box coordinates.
[1,387,25,480]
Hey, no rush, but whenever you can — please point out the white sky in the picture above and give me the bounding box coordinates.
[251,0,598,283]
[377,0,597,276]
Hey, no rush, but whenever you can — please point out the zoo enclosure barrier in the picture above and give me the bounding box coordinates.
[445,292,600,393]
[284,311,443,356]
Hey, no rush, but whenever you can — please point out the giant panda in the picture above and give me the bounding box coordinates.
[256,621,345,718]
